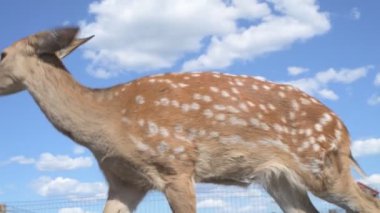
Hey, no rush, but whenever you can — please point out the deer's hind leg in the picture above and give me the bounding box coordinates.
[254,161,318,213]
[263,171,319,213]
[305,151,380,213]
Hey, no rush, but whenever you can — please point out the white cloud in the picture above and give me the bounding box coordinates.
[7,156,36,165]
[287,66,370,100]
[2,153,93,171]
[59,208,93,213]
[36,153,93,171]
[318,89,339,100]
[198,198,227,208]
[184,0,330,71]
[352,138,380,157]
[80,0,329,77]
[287,66,309,76]
[32,176,107,198]
[375,73,380,86]
[314,67,368,84]
[351,7,361,20]
[368,94,380,106]
[360,174,380,187]
[73,145,86,155]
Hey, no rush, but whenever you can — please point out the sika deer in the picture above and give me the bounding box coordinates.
[0,27,379,213]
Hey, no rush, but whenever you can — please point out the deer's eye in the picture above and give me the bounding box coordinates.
[0,52,7,61]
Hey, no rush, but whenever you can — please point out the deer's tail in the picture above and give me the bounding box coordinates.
[349,152,367,179]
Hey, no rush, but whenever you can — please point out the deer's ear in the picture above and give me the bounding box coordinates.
[29,27,79,55]
[56,35,94,59]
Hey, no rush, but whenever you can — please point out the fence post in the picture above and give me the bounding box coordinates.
[0,204,6,213]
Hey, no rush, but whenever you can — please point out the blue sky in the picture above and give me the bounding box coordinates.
[0,0,379,212]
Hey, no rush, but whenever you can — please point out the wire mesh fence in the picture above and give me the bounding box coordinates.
[1,184,344,213]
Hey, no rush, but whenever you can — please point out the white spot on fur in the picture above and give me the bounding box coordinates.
[257,113,263,120]
[262,85,271,90]
[173,146,185,154]
[210,86,219,93]
[148,121,159,136]
[247,101,255,107]
[214,104,226,111]
[314,123,323,132]
[221,90,230,97]
[320,113,333,125]
[203,95,212,102]
[312,143,320,152]
[215,113,226,121]
[291,100,300,111]
[278,91,286,98]
[259,104,268,113]
[191,73,201,77]
[239,103,249,112]
[193,93,202,100]
[297,141,311,152]
[121,117,130,124]
[171,100,180,108]
[259,139,289,152]
[203,109,214,118]
[182,104,191,112]
[138,119,145,127]
[160,127,170,137]
[209,131,220,138]
[135,95,145,104]
[235,79,244,86]
[174,124,183,133]
[251,85,259,90]
[273,123,283,133]
[229,116,247,126]
[191,102,200,110]
[250,118,270,131]
[227,106,240,113]
[231,87,240,94]
[157,141,168,154]
[178,83,189,88]
[267,104,276,111]
[129,135,151,152]
[220,135,244,144]
[305,129,313,136]
[300,98,311,105]
[160,97,170,106]
[335,129,342,140]
[289,112,296,120]
[213,74,221,78]
[317,135,326,142]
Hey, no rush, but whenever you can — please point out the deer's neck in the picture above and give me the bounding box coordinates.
[24,58,111,149]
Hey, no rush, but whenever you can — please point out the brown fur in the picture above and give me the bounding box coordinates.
[0,28,379,213]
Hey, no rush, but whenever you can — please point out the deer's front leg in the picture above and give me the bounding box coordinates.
[104,183,147,213]
[102,168,147,213]
[164,174,196,213]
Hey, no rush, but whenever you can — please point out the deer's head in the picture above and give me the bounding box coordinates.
[0,27,93,95]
